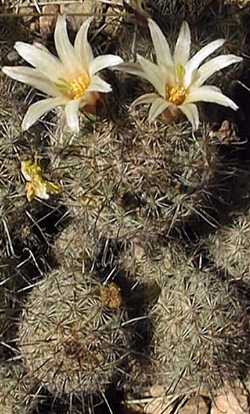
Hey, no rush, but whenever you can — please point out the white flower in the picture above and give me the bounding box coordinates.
[118,19,242,130]
[2,15,123,133]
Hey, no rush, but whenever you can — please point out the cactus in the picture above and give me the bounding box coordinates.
[149,0,185,17]
[51,119,222,244]
[150,262,250,394]
[0,1,250,411]
[116,242,189,397]
[119,238,187,296]
[19,266,131,396]
[0,286,11,346]
[0,78,37,253]
[150,0,245,22]
[53,220,97,269]
[0,363,38,414]
[224,0,250,6]
[207,211,250,279]
[0,255,25,351]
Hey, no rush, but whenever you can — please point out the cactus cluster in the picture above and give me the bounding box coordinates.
[18,267,131,396]
[150,262,250,394]
[1,1,250,413]
[51,119,223,244]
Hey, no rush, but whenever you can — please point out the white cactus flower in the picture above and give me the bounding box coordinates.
[2,15,123,133]
[118,19,242,130]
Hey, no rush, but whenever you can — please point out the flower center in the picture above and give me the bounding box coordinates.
[166,85,187,106]
[56,73,90,100]
[69,74,90,100]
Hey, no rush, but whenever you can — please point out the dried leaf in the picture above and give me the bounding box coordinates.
[211,387,248,414]
[180,396,209,414]
[145,396,173,414]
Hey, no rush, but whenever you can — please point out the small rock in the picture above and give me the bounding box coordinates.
[149,384,165,398]
[7,50,19,63]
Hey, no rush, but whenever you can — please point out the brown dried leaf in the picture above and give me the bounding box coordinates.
[208,120,239,144]
[145,396,173,414]
[211,387,248,414]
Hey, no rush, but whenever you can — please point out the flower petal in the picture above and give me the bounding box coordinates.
[189,84,221,95]
[54,14,81,73]
[89,55,123,76]
[137,54,165,97]
[179,103,199,130]
[22,97,66,130]
[184,39,225,87]
[132,93,159,106]
[46,181,62,195]
[2,66,58,96]
[74,17,94,71]
[148,97,169,123]
[14,42,65,82]
[87,75,112,93]
[34,181,50,200]
[116,62,176,87]
[114,62,148,79]
[21,161,34,181]
[148,18,173,67]
[174,21,191,66]
[33,42,53,54]
[193,54,243,87]
[185,85,239,110]
[65,100,80,133]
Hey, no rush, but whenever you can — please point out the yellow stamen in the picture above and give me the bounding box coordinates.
[166,85,187,106]
[69,74,90,100]
[56,73,90,100]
